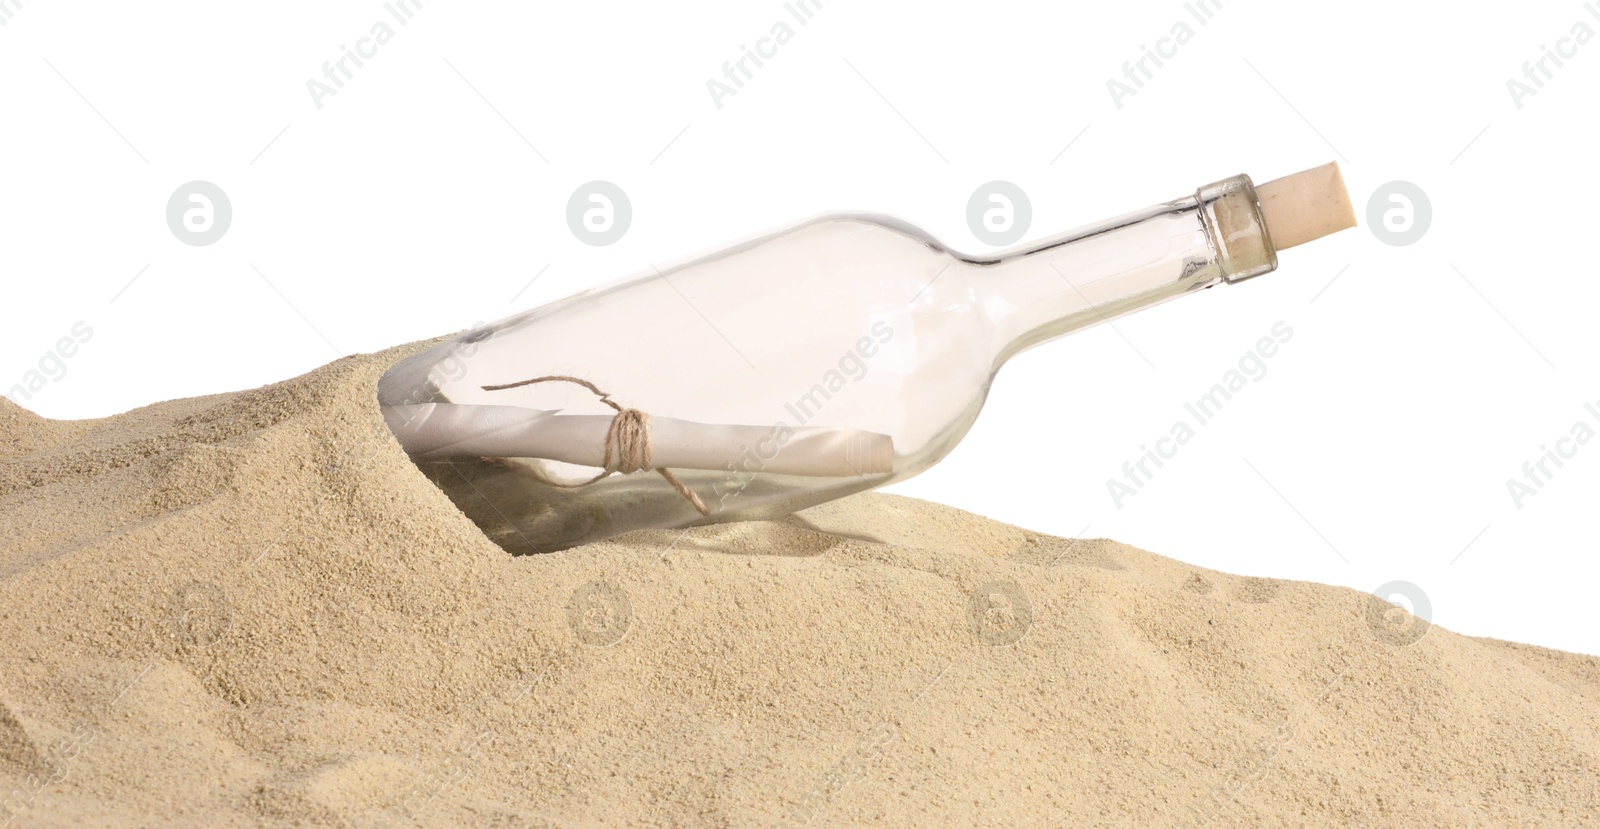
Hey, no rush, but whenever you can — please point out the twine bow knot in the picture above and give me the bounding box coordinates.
[481,375,710,516]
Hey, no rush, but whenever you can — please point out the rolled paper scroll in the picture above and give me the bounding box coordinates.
[382,403,894,478]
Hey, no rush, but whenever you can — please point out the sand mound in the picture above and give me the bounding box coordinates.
[0,397,82,462]
[2,347,1597,827]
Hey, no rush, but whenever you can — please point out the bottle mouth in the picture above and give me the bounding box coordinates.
[1196,174,1278,284]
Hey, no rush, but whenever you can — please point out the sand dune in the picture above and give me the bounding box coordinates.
[2,345,1597,827]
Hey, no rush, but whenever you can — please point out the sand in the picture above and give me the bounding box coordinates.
[2,343,1598,828]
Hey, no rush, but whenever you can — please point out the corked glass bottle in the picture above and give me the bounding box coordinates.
[379,164,1352,553]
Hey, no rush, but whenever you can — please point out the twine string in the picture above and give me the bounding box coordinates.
[480,375,710,516]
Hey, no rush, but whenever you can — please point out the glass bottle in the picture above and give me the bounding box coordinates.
[380,168,1341,553]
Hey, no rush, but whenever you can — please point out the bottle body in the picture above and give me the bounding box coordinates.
[380,175,1276,553]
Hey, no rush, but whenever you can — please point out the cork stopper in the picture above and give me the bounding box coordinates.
[1255,162,1356,250]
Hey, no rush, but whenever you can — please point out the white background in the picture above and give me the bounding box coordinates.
[3,1,1597,654]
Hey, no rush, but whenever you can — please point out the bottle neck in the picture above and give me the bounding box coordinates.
[973,175,1276,366]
